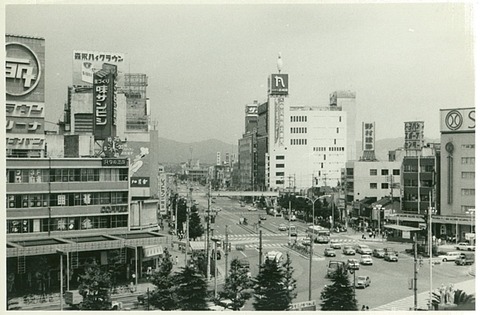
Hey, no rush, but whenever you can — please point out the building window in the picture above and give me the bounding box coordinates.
[276,180,284,184]
[276,164,285,168]
[334,139,336,145]
[393,169,400,175]
[381,183,389,189]
[321,163,323,168]
[461,189,475,196]
[370,183,377,189]
[370,169,377,176]
[381,169,389,175]
[339,116,342,122]
[461,205,476,213]
[276,172,284,176]
[336,127,339,133]
[461,144,475,149]
[461,157,475,164]
[276,155,285,160]
[461,172,475,179]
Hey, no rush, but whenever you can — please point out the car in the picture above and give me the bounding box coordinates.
[455,252,475,266]
[330,242,342,249]
[456,242,475,251]
[383,247,399,256]
[301,237,312,246]
[347,258,360,270]
[360,255,373,265]
[343,246,356,255]
[437,251,461,262]
[324,248,336,257]
[278,224,288,231]
[355,244,373,255]
[372,248,385,258]
[384,252,398,262]
[355,276,371,288]
[259,215,267,220]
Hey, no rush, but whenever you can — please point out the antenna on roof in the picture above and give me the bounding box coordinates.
[276,52,283,73]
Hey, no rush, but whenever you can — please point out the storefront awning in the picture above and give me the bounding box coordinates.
[384,224,421,232]
[189,241,206,251]
[143,245,163,258]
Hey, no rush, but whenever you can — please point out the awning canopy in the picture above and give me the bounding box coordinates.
[143,245,163,258]
[384,224,422,232]
[190,241,207,251]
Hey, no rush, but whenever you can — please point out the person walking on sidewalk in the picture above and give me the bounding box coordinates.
[175,256,178,265]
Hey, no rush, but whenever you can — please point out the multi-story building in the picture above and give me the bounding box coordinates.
[237,101,259,190]
[439,107,475,241]
[330,91,357,161]
[5,36,166,296]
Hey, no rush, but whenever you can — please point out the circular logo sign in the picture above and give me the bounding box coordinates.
[5,42,42,96]
[445,142,454,154]
[445,110,463,131]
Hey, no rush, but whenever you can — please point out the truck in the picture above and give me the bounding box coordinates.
[326,260,347,278]
[455,252,475,265]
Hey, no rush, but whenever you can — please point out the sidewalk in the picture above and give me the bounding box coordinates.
[372,277,476,311]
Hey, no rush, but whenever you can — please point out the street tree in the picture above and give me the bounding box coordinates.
[189,206,204,240]
[219,258,253,310]
[282,253,297,306]
[78,261,113,310]
[173,265,209,310]
[107,249,124,291]
[253,257,293,310]
[149,248,176,310]
[320,267,357,311]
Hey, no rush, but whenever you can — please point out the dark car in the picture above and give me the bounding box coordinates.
[260,215,267,220]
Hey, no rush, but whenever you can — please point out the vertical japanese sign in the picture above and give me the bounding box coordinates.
[362,122,375,151]
[93,67,117,140]
[404,121,424,150]
[159,172,167,215]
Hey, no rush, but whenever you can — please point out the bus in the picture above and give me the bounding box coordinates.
[306,225,331,243]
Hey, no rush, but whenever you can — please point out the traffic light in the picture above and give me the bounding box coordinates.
[228,242,232,252]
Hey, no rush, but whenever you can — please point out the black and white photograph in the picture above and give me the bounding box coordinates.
[3,0,477,312]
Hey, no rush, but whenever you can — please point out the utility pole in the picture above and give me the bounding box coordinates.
[185,186,192,267]
[288,201,292,245]
[225,225,229,277]
[258,230,263,268]
[413,234,418,310]
[206,182,211,282]
[308,233,313,301]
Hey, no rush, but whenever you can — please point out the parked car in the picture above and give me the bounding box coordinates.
[356,244,373,255]
[347,258,360,270]
[456,242,475,251]
[372,249,385,258]
[324,248,336,257]
[259,215,267,220]
[360,255,373,265]
[384,252,398,262]
[343,246,356,255]
[438,251,461,262]
[355,276,371,288]
[455,252,475,266]
[278,224,288,231]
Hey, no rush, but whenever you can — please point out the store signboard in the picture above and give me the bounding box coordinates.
[362,122,375,152]
[73,50,125,86]
[440,108,475,133]
[404,121,424,150]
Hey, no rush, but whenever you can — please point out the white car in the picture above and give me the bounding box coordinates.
[360,255,373,265]
[456,242,475,251]
[355,244,372,255]
[278,224,288,231]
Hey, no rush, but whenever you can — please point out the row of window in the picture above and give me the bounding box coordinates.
[461,206,476,213]
[461,172,475,179]
[370,169,401,176]
[291,116,307,122]
[461,144,475,149]
[404,180,433,187]
[7,168,129,184]
[7,215,128,234]
[291,139,307,145]
[290,127,307,134]
[403,165,435,173]
[403,194,433,202]
[275,155,285,160]
[7,191,129,209]
[313,147,327,151]
[461,189,475,196]
[461,157,475,164]
[370,183,390,189]
[329,147,344,152]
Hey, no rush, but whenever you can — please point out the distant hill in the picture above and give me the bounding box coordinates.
[157,136,439,165]
[356,137,440,161]
[158,137,237,164]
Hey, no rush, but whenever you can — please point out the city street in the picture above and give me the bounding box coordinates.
[189,191,473,310]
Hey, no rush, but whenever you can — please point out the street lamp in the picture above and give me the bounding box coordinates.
[426,206,437,310]
[297,195,331,227]
[56,249,65,311]
[466,209,475,233]
[349,268,356,299]
[211,237,221,299]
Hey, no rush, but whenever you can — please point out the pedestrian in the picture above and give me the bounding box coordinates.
[361,305,366,311]
[366,306,369,311]
[362,233,365,240]
[373,233,376,239]
[175,256,178,265]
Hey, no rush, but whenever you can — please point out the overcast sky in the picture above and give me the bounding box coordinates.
[4,1,476,144]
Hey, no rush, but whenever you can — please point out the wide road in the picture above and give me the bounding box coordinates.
[189,188,472,310]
